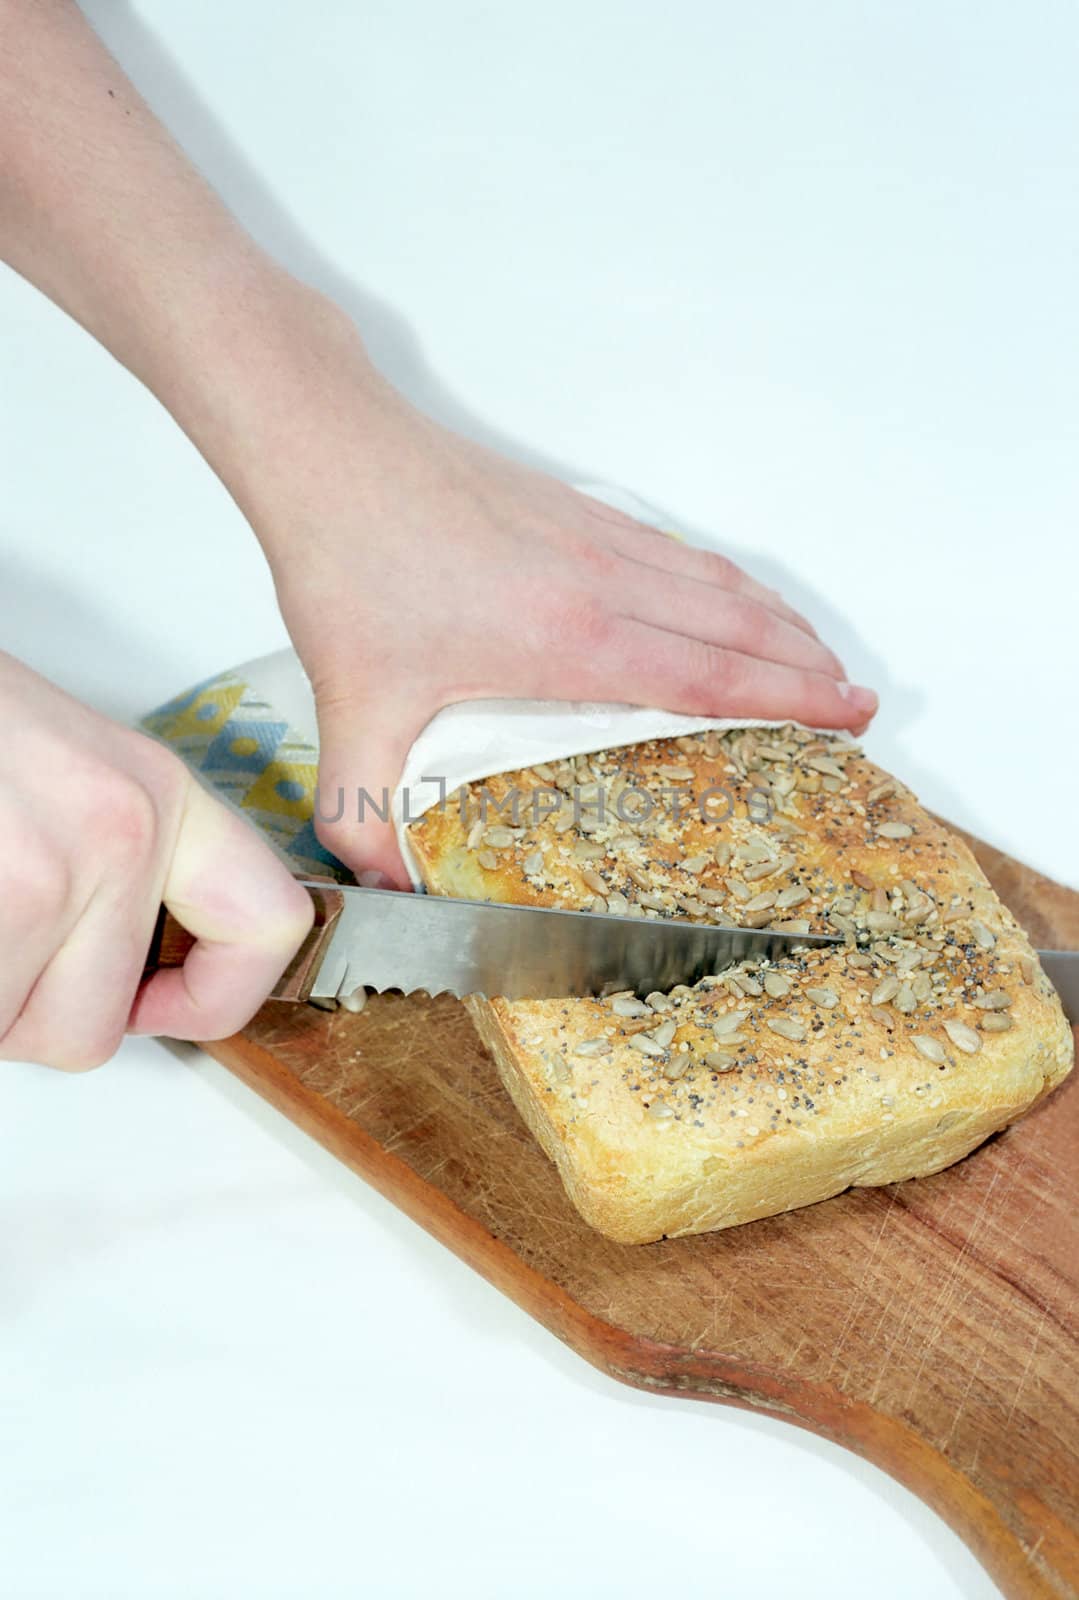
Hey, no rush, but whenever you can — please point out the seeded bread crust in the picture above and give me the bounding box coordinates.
[407,729,1073,1244]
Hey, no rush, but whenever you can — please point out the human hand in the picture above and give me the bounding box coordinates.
[236,307,877,888]
[0,4,876,899]
[0,8,875,897]
[0,652,313,1071]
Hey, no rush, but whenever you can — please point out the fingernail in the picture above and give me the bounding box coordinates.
[837,682,878,716]
[358,869,394,889]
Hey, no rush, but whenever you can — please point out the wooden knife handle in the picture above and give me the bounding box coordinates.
[143,882,348,1003]
[144,908,199,971]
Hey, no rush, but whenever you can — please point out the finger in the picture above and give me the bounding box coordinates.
[313,695,418,890]
[3,878,163,1071]
[574,616,878,732]
[0,817,74,1042]
[616,567,846,679]
[573,492,822,640]
[0,768,172,1069]
[610,528,821,640]
[0,776,170,1070]
[128,780,314,1041]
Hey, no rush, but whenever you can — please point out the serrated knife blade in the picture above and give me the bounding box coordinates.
[296,883,843,1002]
[146,886,1077,1015]
[1039,950,1079,1024]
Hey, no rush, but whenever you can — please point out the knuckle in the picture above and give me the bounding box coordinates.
[87,771,160,862]
[138,735,189,797]
[52,1041,116,1074]
[554,588,614,653]
[676,685,717,717]
[313,807,355,859]
[727,596,775,652]
[696,645,752,709]
[0,830,70,926]
[704,550,738,587]
[310,677,358,723]
[662,643,735,715]
[53,997,131,1072]
[759,615,807,669]
[275,876,317,945]
[710,646,753,698]
[571,536,619,585]
[14,1024,124,1074]
[178,1010,247,1045]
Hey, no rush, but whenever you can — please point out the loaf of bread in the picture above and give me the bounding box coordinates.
[407,726,1073,1244]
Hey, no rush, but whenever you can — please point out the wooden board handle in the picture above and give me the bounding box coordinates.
[143,883,347,1003]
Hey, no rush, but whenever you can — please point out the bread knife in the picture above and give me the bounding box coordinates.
[1041,949,1079,1022]
[147,884,1079,1015]
[147,882,840,1002]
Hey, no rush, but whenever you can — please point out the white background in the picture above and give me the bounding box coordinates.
[2,3,1076,1596]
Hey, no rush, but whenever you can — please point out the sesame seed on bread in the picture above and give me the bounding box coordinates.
[407,726,1073,1244]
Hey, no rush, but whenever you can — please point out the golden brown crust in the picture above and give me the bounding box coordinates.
[407,727,1073,1244]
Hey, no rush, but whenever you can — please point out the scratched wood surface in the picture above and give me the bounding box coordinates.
[203,827,1078,1600]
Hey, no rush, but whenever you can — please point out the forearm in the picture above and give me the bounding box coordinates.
[0,0,376,539]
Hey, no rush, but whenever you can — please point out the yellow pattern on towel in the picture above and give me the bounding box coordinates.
[141,669,352,882]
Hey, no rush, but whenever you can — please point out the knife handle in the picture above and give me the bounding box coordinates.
[143,883,347,1003]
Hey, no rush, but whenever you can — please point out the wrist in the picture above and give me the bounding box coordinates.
[159,266,392,547]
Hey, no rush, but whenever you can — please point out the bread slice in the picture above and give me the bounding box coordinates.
[407,726,1073,1244]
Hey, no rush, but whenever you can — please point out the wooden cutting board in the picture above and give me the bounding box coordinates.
[202,826,1078,1600]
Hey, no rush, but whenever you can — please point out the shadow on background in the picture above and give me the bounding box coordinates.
[84,1,592,485]
[0,544,193,719]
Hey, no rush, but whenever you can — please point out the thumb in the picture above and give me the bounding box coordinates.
[314,694,420,890]
[129,776,314,1040]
